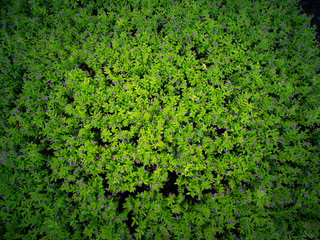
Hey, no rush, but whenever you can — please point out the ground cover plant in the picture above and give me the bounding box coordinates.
[0,0,320,239]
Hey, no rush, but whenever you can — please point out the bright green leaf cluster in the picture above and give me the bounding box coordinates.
[0,0,319,239]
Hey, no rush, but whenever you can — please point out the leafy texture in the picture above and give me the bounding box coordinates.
[0,0,319,239]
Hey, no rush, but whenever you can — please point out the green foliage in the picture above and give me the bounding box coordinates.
[0,0,319,239]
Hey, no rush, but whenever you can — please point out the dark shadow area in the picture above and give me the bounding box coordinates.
[216,127,227,136]
[159,171,179,197]
[298,0,320,44]
[76,1,84,8]
[117,190,130,214]
[91,127,105,147]
[182,188,200,206]
[39,144,54,158]
[134,183,149,195]
[92,8,98,16]
[79,62,95,78]
[202,185,216,195]
[134,160,144,168]
[125,210,137,236]
[64,94,74,105]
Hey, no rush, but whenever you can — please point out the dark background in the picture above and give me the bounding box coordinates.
[298,0,320,51]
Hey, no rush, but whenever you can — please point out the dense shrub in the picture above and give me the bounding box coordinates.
[0,0,319,239]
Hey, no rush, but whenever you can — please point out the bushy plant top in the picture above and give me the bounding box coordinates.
[0,0,319,239]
